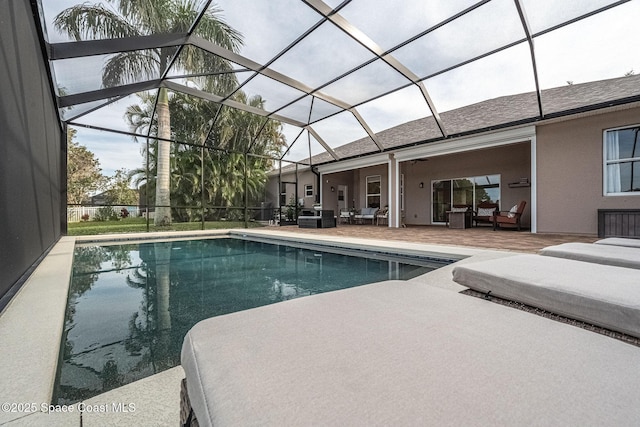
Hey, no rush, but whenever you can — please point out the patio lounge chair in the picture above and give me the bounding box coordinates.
[180,279,640,426]
[354,207,378,224]
[595,237,640,249]
[452,254,640,337]
[491,200,526,230]
[540,242,640,269]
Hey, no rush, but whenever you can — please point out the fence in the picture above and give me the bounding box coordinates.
[67,206,141,222]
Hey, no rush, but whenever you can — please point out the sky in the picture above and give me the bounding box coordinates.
[41,0,640,177]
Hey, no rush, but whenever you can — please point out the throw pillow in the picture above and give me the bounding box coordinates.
[477,208,495,216]
[507,204,518,218]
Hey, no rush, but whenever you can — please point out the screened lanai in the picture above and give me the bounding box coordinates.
[34,0,640,228]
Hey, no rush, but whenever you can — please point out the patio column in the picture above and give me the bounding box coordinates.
[530,136,537,233]
[388,154,400,228]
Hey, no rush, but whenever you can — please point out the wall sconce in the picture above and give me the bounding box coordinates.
[331,186,335,192]
[419,182,424,188]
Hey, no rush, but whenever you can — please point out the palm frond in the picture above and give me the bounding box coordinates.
[117,0,175,33]
[194,3,243,52]
[102,50,159,87]
[54,4,139,40]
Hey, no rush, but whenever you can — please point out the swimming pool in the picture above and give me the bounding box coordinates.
[53,236,452,404]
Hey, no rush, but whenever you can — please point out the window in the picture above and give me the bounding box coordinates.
[604,126,640,195]
[432,175,500,223]
[366,175,381,208]
[304,184,313,197]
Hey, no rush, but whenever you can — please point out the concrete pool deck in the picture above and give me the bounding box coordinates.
[0,228,636,425]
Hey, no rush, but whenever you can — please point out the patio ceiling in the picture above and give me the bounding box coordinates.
[37,0,639,166]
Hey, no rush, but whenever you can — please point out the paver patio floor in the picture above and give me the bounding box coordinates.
[267,224,598,253]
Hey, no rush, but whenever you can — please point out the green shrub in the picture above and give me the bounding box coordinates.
[94,206,119,221]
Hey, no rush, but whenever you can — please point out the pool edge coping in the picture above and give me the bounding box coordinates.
[0,236,76,424]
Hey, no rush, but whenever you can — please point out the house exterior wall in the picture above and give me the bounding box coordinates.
[536,106,640,234]
[322,170,355,214]
[269,168,317,208]
[402,143,531,226]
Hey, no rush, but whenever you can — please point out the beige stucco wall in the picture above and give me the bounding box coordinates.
[267,168,317,208]
[321,170,356,214]
[402,143,531,226]
[536,107,640,235]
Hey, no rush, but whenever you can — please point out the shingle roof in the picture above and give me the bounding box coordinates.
[282,74,640,171]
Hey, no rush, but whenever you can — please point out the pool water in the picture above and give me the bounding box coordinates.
[53,237,450,404]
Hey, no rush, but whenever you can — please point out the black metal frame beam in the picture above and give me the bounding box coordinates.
[302,0,448,138]
[48,33,189,60]
[48,0,635,171]
[58,79,162,107]
[514,0,543,118]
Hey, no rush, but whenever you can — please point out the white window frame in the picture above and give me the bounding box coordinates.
[366,175,381,208]
[304,184,313,198]
[603,124,640,196]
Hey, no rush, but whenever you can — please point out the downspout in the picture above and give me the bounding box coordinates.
[311,166,321,205]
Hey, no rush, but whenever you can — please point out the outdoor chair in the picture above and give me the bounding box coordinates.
[354,207,378,224]
[491,200,526,231]
[472,202,499,227]
[376,207,389,226]
[339,209,352,224]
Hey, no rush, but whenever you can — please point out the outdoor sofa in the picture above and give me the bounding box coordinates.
[353,207,378,224]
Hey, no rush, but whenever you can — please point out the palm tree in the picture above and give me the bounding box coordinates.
[126,90,286,221]
[54,0,242,226]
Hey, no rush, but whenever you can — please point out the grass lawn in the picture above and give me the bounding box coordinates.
[67,217,264,236]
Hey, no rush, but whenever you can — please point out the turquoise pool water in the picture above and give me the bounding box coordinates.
[54,236,451,404]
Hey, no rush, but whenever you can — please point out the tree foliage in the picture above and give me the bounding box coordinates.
[55,0,243,226]
[104,168,138,205]
[67,128,107,204]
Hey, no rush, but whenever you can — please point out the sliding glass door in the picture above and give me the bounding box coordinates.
[432,180,451,223]
[432,175,500,223]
